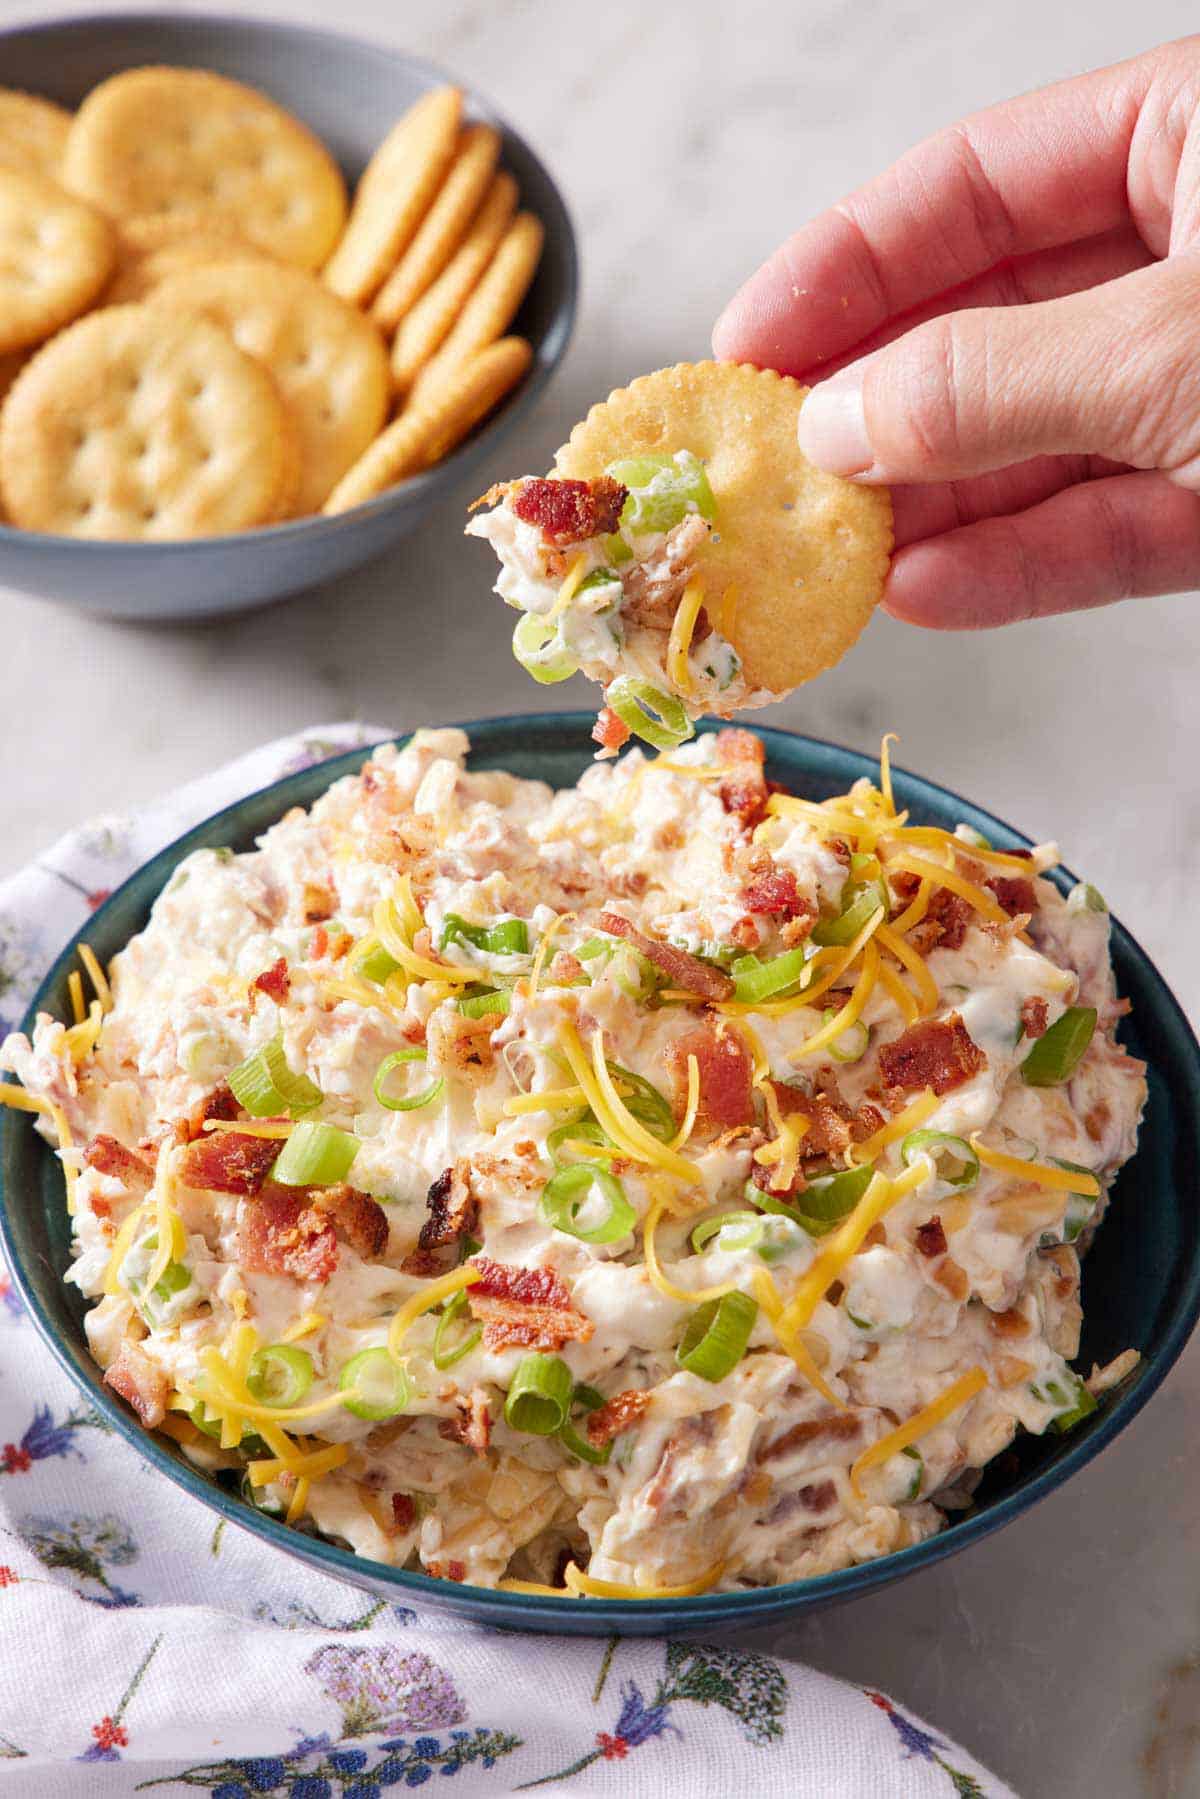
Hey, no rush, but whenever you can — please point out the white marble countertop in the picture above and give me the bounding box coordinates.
[3,1,1200,1792]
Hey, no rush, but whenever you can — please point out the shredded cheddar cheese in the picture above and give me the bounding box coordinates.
[971,1137,1101,1197]
[875,957,920,1025]
[373,896,477,989]
[850,1366,988,1497]
[851,1088,939,1165]
[387,1263,483,1365]
[527,909,576,1003]
[78,943,113,1013]
[563,1560,724,1599]
[788,940,880,1063]
[880,849,1006,924]
[548,551,589,618]
[283,1312,327,1342]
[247,1441,351,1487]
[642,1194,742,1306]
[666,578,706,696]
[874,921,939,1017]
[667,1054,700,1151]
[67,969,86,1026]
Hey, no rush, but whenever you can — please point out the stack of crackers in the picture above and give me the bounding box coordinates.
[0,69,543,539]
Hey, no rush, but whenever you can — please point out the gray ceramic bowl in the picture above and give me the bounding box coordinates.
[0,12,577,620]
[3,715,1199,1636]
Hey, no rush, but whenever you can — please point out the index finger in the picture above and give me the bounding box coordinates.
[712,48,1161,377]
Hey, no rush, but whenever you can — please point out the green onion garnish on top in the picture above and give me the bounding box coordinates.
[603,1061,675,1142]
[900,1130,979,1189]
[606,450,717,535]
[605,676,693,752]
[246,1343,314,1409]
[356,943,401,986]
[540,1163,636,1244]
[730,947,810,1006]
[676,1290,757,1382]
[339,1347,409,1422]
[690,1211,767,1255]
[228,1034,323,1118]
[272,1120,359,1188]
[432,1288,482,1371]
[1020,1006,1097,1087]
[505,1354,574,1435]
[373,1047,444,1113]
[545,1116,615,1167]
[812,880,887,947]
[512,612,577,685]
[457,987,512,1020]
[557,1383,612,1465]
[1031,1370,1098,1435]
[440,913,529,957]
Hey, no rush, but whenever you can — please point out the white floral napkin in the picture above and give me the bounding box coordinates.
[0,722,1018,1797]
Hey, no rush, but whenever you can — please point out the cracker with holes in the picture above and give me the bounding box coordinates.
[0,89,72,179]
[152,257,390,513]
[0,169,114,352]
[104,210,276,304]
[0,303,298,537]
[62,66,346,269]
[466,361,893,753]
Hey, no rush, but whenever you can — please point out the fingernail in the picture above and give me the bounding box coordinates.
[797,370,874,477]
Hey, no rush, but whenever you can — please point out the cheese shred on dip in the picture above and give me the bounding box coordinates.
[0,728,1146,1595]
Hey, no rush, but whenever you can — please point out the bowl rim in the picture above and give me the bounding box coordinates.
[0,8,578,551]
[4,710,1199,1625]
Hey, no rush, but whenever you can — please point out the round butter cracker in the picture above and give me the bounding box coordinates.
[0,303,297,538]
[0,89,72,179]
[104,210,275,304]
[62,66,347,269]
[153,257,390,514]
[554,361,894,695]
[0,168,114,352]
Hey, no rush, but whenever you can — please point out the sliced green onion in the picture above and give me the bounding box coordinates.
[824,1010,870,1063]
[505,1354,574,1435]
[575,936,610,961]
[432,1288,483,1370]
[1049,1159,1100,1244]
[440,913,529,956]
[356,943,401,986]
[373,1047,444,1113]
[899,1444,923,1502]
[812,881,887,947]
[601,531,633,566]
[513,612,577,685]
[798,1163,875,1224]
[901,1130,979,1189]
[540,1164,636,1244]
[228,1034,323,1118]
[558,1382,612,1465]
[604,1061,675,1141]
[246,1344,314,1409]
[1031,1370,1098,1434]
[576,567,622,597]
[606,676,693,751]
[850,851,881,882]
[690,1211,766,1254]
[609,942,660,1002]
[339,1347,409,1421]
[1068,882,1108,915]
[272,1120,359,1187]
[1020,1006,1097,1086]
[676,1291,757,1382]
[190,1402,224,1441]
[457,987,512,1020]
[607,449,717,534]
[730,947,809,1005]
[546,1116,615,1167]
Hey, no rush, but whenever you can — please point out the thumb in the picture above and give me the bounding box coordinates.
[796,254,1200,488]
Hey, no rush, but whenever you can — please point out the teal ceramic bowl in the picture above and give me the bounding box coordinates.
[0,13,577,620]
[3,715,1198,1636]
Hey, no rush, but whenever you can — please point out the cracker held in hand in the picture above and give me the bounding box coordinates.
[0,169,114,352]
[0,303,297,538]
[0,89,72,179]
[323,86,461,305]
[324,335,531,514]
[153,257,390,514]
[466,361,893,753]
[62,67,347,269]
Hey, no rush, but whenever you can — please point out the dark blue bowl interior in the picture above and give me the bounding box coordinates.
[0,13,577,617]
[3,714,1198,1635]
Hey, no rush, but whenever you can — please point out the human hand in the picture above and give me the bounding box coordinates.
[713,37,1200,628]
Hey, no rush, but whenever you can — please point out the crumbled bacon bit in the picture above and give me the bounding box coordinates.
[592,707,632,753]
[83,1134,153,1189]
[391,1492,416,1532]
[402,1165,478,1277]
[988,1307,1031,1339]
[310,925,329,960]
[988,875,1038,917]
[598,911,734,1002]
[252,956,290,1005]
[1084,1098,1112,1143]
[766,1079,881,1159]
[798,1479,838,1513]
[512,475,628,545]
[742,866,813,924]
[1020,997,1049,1040]
[668,1024,755,1133]
[586,1389,651,1447]
[934,1258,970,1301]
[180,1131,280,1196]
[730,916,761,951]
[915,1216,948,1258]
[713,727,769,829]
[104,1341,169,1428]
[908,888,973,955]
[301,882,336,923]
[877,1014,987,1096]
[438,1387,492,1457]
[310,1185,389,1261]
[466,1257,594,1351]
[760,1412,862,1461]
[183,1081,240,1141]
[238,1186,338,1283]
